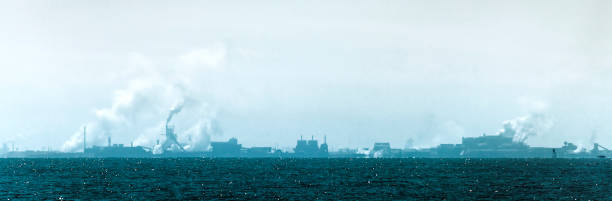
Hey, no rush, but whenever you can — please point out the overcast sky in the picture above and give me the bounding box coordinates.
[1,1,611,151]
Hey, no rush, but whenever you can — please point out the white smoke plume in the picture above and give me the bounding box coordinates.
[497,113,553,143]
[166,103,184,125]
[61,45,226,152]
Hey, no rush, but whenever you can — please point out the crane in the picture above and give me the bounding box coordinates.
[595,143,609,151]
[592,143,610,158]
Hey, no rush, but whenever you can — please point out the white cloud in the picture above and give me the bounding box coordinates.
[517,97,549,113]
[2,1,612,150]
[60,45,227,152]
[178,44,227,70]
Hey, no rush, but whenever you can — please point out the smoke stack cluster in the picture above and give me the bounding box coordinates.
[60,46,227,153]
[60,77,219,153]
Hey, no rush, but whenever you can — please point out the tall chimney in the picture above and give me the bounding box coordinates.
[108,136,111,147]
[83,126,87,153]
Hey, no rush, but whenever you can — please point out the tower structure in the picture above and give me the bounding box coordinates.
[162,124,184,151]
[320,135,328,154]
[83,126,87,153]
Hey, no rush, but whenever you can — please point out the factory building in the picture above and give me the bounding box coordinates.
[85,144,150,158]
[84,136,151,157]
[294,136,328,157]
[368,142,402,158]
[210,138,242,157]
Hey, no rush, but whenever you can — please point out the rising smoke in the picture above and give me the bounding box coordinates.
[61,45,226,152]
[151,100,218,154]
[497,113,553,143]
[166,103,184,125]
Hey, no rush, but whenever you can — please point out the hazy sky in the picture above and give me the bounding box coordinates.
[1,1,611,151]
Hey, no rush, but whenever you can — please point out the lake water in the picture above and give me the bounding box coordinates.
[1,158,611,200]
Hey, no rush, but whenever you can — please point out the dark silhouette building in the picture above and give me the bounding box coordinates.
[210,138,242,157]
[85,144,151,157]
[369,142,402,158]
[294,136,328,157]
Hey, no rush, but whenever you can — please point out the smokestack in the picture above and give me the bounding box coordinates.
[108,136,111,147]
[83,126,87,153]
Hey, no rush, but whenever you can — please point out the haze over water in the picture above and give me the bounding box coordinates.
[1,1,611,200]
[1,1,611,152]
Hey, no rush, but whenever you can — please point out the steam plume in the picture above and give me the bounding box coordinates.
[166,103,184,125]
[61,45,227,152]
[497,113,553,142]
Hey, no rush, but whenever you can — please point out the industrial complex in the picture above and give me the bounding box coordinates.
[1,131,610,158]
[1,112,610,158]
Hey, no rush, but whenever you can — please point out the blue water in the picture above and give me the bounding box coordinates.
[1,158,611,200]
